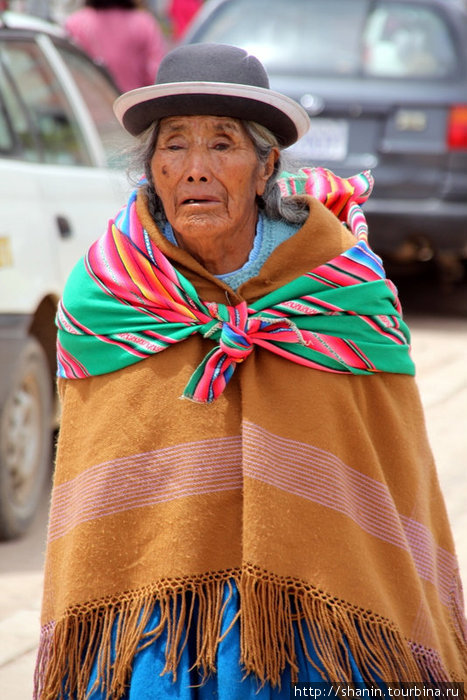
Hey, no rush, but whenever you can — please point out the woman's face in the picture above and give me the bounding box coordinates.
[150,115,276,272]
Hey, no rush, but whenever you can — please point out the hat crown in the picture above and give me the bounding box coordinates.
[114,42,310,146]
[156,43,270,89]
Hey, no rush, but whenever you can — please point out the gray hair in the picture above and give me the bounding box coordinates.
[129,119,309,228]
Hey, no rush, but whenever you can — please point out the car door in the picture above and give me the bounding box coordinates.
[0,31,130,312]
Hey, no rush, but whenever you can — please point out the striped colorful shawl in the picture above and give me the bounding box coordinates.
[36,170,467,699]
[56,168,414,402]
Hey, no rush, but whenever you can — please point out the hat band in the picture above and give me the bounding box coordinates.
[114,81,310,147]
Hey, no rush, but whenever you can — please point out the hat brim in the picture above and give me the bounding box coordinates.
[113,81,310,148]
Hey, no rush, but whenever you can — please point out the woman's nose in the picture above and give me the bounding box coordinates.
[184,148,211,182]
[187,174,208,182]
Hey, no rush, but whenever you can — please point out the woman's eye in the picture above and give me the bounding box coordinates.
[167,143,184,151]
[213,141,230,151]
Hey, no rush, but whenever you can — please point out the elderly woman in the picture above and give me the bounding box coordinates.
[35,44,466,699]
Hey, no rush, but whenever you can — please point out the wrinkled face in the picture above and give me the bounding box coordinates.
[150,115,274,250]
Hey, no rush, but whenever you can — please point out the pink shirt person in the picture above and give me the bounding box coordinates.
[65,6,167,93]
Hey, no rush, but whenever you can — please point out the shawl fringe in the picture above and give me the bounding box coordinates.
[34,566,463,700]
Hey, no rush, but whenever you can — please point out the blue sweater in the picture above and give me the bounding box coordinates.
[164,214,299,290]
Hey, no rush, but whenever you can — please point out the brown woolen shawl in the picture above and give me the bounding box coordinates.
[35,193,467,698]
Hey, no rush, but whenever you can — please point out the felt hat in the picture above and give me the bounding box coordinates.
[113,43,310,147]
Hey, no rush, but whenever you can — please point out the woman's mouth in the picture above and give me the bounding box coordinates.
[181,196,220,206]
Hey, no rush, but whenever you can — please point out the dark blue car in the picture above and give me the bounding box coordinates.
[185,0,467,271]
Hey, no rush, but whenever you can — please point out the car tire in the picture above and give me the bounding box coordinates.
[0,337,52,540]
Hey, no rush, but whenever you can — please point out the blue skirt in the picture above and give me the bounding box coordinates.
[84,581,368,699]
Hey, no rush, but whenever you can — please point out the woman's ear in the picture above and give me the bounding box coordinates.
[256,147,280,197]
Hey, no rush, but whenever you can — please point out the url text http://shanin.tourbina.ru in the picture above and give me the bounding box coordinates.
[290,683,464,699]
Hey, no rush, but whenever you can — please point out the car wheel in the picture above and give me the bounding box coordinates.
[0,337,52,540]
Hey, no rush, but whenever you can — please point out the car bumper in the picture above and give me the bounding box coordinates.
[362,198,467,257]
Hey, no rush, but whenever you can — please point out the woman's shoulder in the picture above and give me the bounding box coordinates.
[64,7,95,27]
[128,8,164,29]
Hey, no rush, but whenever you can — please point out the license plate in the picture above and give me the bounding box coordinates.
[287,118,349,161]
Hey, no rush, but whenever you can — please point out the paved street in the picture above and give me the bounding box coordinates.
[0,485,48,699]
[0,280,466,699]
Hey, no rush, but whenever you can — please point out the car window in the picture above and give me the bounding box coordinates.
[57,45,133,169]
[190,0,459,79]
[190,0,370,76]
[0,48,45,161]
[0,106,12,152]
[363,2,458,77]
[0,38,92,165]
[0,64,23,156]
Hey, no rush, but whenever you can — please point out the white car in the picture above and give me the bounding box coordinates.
[0,11,132,539]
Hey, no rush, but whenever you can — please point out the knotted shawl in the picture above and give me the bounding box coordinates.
[36,169,467,699]
[56,168,413,402]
